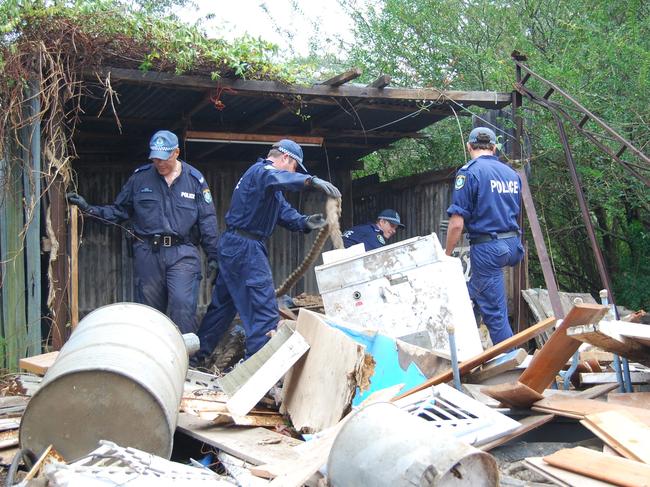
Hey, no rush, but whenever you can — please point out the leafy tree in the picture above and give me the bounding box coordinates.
[306,0,650,308]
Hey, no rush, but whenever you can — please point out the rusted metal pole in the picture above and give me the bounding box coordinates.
[551,111,616,301]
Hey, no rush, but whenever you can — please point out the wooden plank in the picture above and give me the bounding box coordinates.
[518,303,607,392]
[532,397,650,424]
[480,414,554,451]
[581,410,650,464]
[580,371,650,384]
[481,381,544,408]
[465,348,527,383]
[22,82,42,357]
[176,413,302,466]
[226,330,309,417]
[525,456,616,487]
[280,309,369,433]
[96,67,513,107]
[543,446,650,487]
[369,74,391,89]
[393,317,557,400]
[567,322,650,366]
[608,392,650,409]
[70,206,79,328]
[185,131,324,146]
[19,351,59,375]
[320,68,362,86]
[580,349,614,363]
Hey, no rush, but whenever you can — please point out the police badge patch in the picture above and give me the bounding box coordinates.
[203,188,213,204]
[455,174,466,190]
[377,234,386,245]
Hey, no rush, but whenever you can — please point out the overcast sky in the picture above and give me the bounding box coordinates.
[178,0,353,57]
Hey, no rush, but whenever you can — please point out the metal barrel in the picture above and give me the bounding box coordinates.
[20,303,188,460]
[328,402,498,487]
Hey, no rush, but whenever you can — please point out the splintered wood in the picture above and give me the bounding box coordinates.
[280,309,372,433]
[482,303,607,408]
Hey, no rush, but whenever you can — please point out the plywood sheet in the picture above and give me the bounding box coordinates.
[525,456,615,487]
[581,410,650,464]
[280,309,369,433]
[543,446,650,487]
[532,397,650,425]
[608,392,650,409]
[176,413,302,466]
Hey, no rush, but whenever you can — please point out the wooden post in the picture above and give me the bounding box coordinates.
[69,205,79,329]
[48,177,70,349]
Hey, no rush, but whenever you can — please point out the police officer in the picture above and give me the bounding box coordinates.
[445,127,524,345]
[191,139,341,365]
[342,209,405,251]
[66,130,219,334]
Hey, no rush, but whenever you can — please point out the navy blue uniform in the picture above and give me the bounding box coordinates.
[342,223,386,250]
[87,161,219,333]
[447,155,524,344]
[195,159,311,360]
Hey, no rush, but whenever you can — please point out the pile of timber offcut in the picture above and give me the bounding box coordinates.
[8,299,650,486]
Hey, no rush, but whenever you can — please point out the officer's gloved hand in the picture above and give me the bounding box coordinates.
[207,259,219,285]
[305,213,327,230]
[309,177,341,198]
[66,192,90,212]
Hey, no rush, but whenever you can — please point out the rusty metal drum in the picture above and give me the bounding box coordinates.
[20,303,188,459]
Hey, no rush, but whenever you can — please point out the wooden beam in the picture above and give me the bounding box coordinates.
[320,68,362,87]
[92,67,512,107]
[185,131,324,146]
[369,74,391,89]
[69,206,79,329]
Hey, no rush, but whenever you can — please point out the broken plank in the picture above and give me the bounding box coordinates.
[465,348,527,383]
[226,328,309,417]
[581,410,650,464]
[580,371,650,384]
[19,351,59,376]
[176,413,302,466]
[517,303,607,393]
[480,414,554,451]
[393,316,557,400]
[481,381,544,408]
[608,392,650,409]
[567,322,650,367]
[543,446,650,487]
[320,68,362,86]
[525,456,615,487]
[280,309,369,433]
[532,397,650,424]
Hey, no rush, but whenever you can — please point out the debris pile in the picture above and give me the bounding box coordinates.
[3,234,649,486]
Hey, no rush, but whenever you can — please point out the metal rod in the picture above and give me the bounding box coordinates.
[517,169,564,320]
[599,290,626,392]
[513,59,650,167]
[446,324,462,392]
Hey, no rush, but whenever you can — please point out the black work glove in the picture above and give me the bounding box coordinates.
[66,192,90,212]
[207,259,219,285]
[309,177,341,198]
[305,213,327,230]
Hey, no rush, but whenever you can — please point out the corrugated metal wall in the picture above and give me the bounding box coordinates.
[73,162,342,318]
[349,169,456,241]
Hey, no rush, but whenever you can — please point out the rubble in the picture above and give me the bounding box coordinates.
[3,239,650,486]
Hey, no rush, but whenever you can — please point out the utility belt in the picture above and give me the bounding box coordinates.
[227,227,265,242]
[137,233,192,252]
[470,231,519,245]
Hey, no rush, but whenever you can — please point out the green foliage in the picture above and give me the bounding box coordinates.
[319,0,650,308]
[0,0,305,82]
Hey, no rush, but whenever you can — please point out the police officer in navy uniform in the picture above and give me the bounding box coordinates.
[445,127,524,345]
[191,139,340,365]
[341,209,405,251]
[66,130,219,334]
